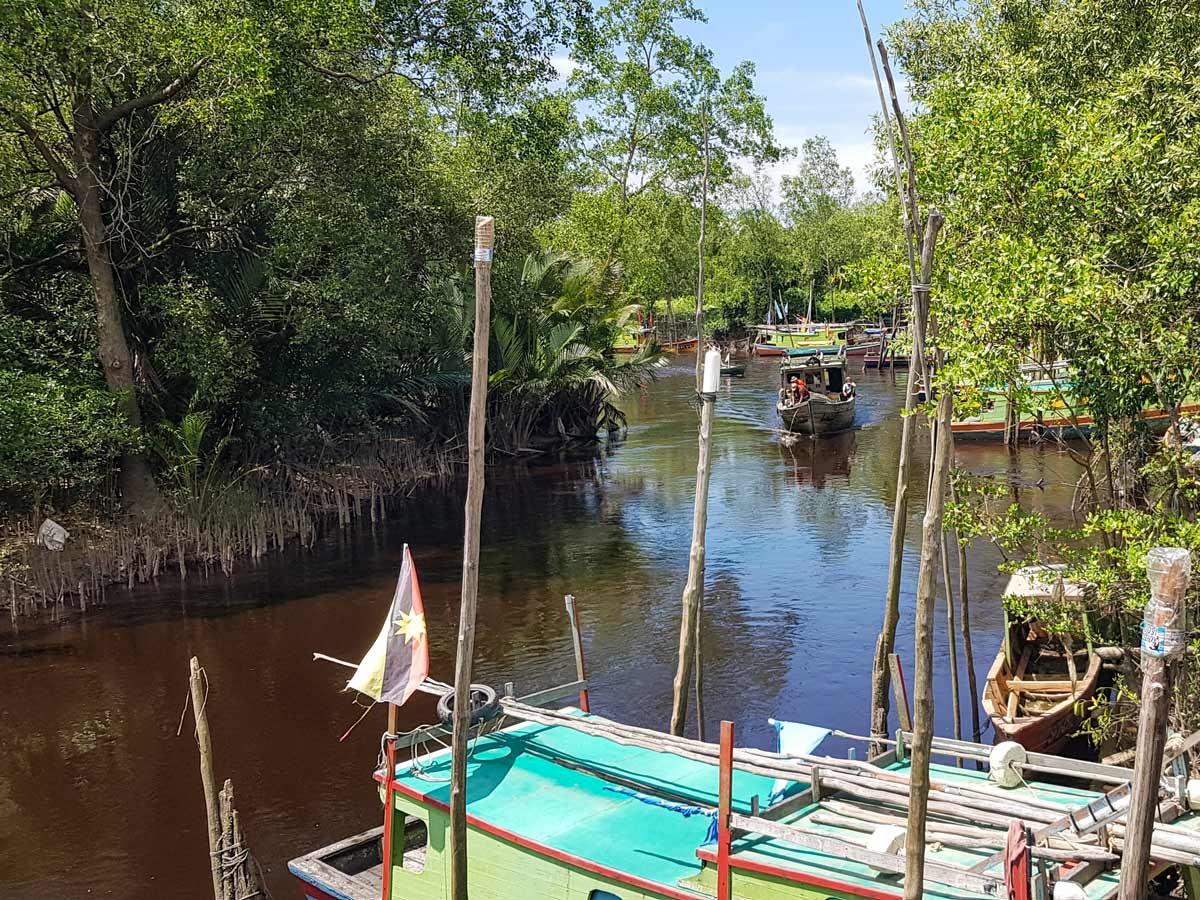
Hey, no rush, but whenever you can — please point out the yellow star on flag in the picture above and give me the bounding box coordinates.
[394,609,426,645]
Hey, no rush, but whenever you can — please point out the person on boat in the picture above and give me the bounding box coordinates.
[787,377,809,406]
[842,380,857,400]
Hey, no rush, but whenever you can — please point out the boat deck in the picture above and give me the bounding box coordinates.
[697,760,1125,900]
[388,717,797,893]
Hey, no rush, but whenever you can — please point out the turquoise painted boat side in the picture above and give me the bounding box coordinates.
[385,719,797,895]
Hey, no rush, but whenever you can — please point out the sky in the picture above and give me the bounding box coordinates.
[684,0,911,193]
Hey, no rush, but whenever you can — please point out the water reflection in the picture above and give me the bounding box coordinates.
[0,355,1090,900]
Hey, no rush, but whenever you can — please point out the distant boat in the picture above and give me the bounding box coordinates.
[720,363,745,376]
[776,355,856,435]
[661,337,698,353]
[982,565,1104,754]
[611,325,653,354]
[754,324,847,357]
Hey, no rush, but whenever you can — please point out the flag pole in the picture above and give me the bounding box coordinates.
[450,215,494,900]
[380,703,398,900]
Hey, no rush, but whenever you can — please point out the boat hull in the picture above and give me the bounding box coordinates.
[982,646,1103,754]
[754,343,789,356]
[721,365,746,376]
[662,338,698,353]
[777,396,856,435]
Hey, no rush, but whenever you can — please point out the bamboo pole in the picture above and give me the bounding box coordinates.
[904,378,956,900]
[694,592,705,741]
[869,212,943,752]
[381,703,399,899]
[941,530,963,755]
[188,656,224,900]
[670,353,719,736]
[449,215,495,900]
[952,489,982,750]
[695,104,710,392]
[1118,548,1191,900]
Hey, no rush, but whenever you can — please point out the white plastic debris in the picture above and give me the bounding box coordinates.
[35,518,69,551]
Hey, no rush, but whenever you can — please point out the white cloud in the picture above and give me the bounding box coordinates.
[550,55,578,82]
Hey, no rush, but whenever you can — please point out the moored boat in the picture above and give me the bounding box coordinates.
[662,337,699,353]
[720,363,745,376]
[291,644,1200,900]
[776,355,856,435]
[982,565,1103,754]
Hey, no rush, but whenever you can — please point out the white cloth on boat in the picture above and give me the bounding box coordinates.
[767,717,830,803]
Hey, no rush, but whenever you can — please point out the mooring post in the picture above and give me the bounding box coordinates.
[564,594,590,713]
[380,703,398,899]
[1118,547,1191,900]
[717,720,735,900]
[670,348,722,736]
[188,656,225,900]
[449,215,494,900]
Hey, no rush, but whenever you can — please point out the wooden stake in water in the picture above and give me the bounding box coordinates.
[1118,547,1191,900]
[670,349,722,736]
[449,215,494,900]
[904,379,955,900]
[188,656,224,900]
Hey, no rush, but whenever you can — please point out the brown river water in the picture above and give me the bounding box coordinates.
[0,356,1085,899]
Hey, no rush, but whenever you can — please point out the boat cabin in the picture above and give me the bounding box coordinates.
[779,356,847,399]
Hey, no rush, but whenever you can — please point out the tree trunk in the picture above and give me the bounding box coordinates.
[74,117,160,514]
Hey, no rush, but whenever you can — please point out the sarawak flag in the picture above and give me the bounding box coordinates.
[348,545,429,706]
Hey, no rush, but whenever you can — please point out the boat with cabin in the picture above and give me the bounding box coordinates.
[982,565,1104,754]
[776,354,856,436]
[754,324,847,357]
[291,620,1200,900]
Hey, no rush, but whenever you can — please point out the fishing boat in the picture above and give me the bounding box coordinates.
[754,324,847,357]
[982,565,1104,754]
[776,355,856,436]
[291,617,1200,900]
[612,325,654,354]
[662,337,699,353]
[720,363,745,377]
[951,363,1200,440]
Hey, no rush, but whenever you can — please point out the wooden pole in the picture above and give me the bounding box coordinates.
[189,656,224,900]
[670,363,718,736]
[869,211,943,752]
[717,720,735,900]
[903,378,956,900]
[381,703,399,899]
[1118,547,1191,900]
[449,214,494,900]
[952,481,982,750]
[564,594,590,713]
[941,529,963,756]
[695,104,710,391]
[694,592,705,741]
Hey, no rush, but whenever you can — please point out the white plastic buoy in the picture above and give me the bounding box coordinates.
[1186,779,1200,810]
[865,825,906,875]
[988,741,1027,788]
[701,348,722,394]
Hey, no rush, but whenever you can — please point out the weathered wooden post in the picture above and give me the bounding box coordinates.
[670,348,722,736]
[903,375,956,900]
[189,656,225,900]
[449,215,494,900]
[1118,547,1191,900]
[717,719,735,900]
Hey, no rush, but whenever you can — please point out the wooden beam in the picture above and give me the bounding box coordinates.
[563,595,590,713]
[189,657,225,900]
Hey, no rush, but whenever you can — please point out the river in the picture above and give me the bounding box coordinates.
[0,355,1085,899]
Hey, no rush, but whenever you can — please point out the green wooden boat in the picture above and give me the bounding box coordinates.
[291,678,1200,900]
[720,363,745,377]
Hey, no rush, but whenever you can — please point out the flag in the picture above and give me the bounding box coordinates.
[348,544,429,706]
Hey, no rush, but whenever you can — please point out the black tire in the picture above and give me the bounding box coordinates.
[436,684,500,728]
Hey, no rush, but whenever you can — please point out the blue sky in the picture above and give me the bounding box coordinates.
[686,0,911,191]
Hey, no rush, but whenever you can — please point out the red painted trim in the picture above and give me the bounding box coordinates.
[696,847,901,900]
[717,721,734,900]
[377,775,706,900]
[893,656,912,729]
[291,875,352,900]
[380,726,397,900]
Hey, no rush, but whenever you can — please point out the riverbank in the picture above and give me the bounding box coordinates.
[1,434,468,618]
